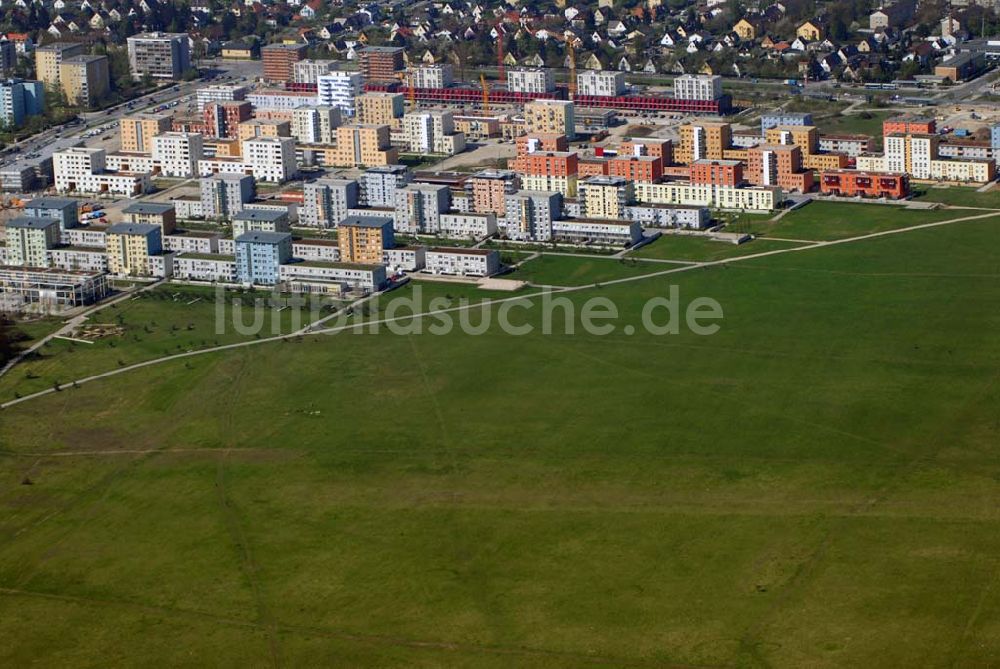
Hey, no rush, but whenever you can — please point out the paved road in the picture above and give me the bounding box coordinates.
[3,208,998,411]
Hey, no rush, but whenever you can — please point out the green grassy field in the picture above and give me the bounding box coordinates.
[741,201,970,241]
[819,111,892,140]
[631,235,808,262]
[2,217,1000,666]
[504,254,662,286]
[913,186,1000,209]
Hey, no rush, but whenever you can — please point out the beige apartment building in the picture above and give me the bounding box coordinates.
[331,124,398,168]
[677,122,732,164]
[120,113,172,153]
[356,92,405,128]
[59,55,109,106]
[35,42,86,88]
[524,100,575,139]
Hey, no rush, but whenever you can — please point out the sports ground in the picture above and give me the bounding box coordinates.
[2,202,1000,666]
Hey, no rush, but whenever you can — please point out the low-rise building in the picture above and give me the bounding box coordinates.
[819,170,909,199]
[53,147,151,197]
[424,248,500,277]
[621,203,710,229]
[0,266,109,311]
[279,261,387,291]
[438,212,497,239]
[173,254,237,282]
[551,218,641,246]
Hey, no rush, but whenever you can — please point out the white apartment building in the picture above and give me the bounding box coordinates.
[360,164,412,207]
[196,84,248,111]
[200,173,254,219]
[293,59,338,84]
[576,70,626,97]
[291,106,341,144]
[673,74,722,101]
[402,110,466,155]
[246,91,319,110]
[438,212,497,239]
[5,217,59,266]
[503,190,561,241]
[242,136,297,183]
[151,132,204,178]
[53,147,151,196]
[48,246,109,273]
[393,183,450,234]
[634,182,780,212]
[507,68,555,93]
[551,219,641,246]
[316,71,363,117]
[424,248,500,277]
[411,64,453,89]
[301,177,359,228]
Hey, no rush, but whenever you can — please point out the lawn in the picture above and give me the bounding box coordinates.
[0,285,323,400]
[503,254,663,286]
[630,235,808,262]
[913,186,1000,209]
[741,201,970,241]
[820,110,892,140]
[3,218,1000,665]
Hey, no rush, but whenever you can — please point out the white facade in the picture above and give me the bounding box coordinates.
[316,71,363,117]
[151,132,204,178]
[438,212,497,239]
[507,68,555,93]
[293,59,338,84]
[196,84,247,111]
[673,74,722,101]
[242,137,297,183]
[424,248,500,277]
[53,147,151,196]
[401,110,466,155]
[411,64,453,89]
[576,70,626,97]
[291,106,341,144]
[246,91,319,110]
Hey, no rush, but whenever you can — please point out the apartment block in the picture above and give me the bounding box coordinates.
[241,136,297,182]
[621,203,710,230]
[746,144,813,192]
[200,173,254,219]
[5,217,60,266]
[34,42,85,88]
[673,74,722,101]
[402,110,466,155]
[0,267,109,310]
[507,68,554,93]
[338,215,395,264]
[317,71,363,117]
[232,209,291,237]
[356,92,405,128]
[439,212,497,239]
[576,70,626,97]
[59,54,109,106]
[23,196,78,229]
[204,101,253,139]
[106,222,163,276]
[291,106,341,144]
[360,164,412,207]
[53,147,150,196]
[262,43,306,83]
[410,64,453,90]
[127,32,191,80]
[359,46,405,82]
[634,182,780,211]
[424,248,500,277]
[237,119,290,142]
[235,231,292,285]
[196,84,248,111]
[0,78,44,127]
[620,137,673,169]
[551,219,641,246]
[293,59,338,84]
[760,111,813,133]
[578,175,634,219]
[332,124,398,168]
[883,116,936,136]
[608,155,662,184]
[765,125,819,154]
[122,202,176,236]
[689,159,743,187]
[677,122,731,164]
[120,113,172,153]
[525,99,575,139]
[393,183,451,234]
[152,132,204,178]
[465,170,519,216]
[503,190,560,241]
[820,170,909,199]
[301,178,359,228]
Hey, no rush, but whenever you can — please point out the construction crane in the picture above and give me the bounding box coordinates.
[567,39,576,101]
[480,74,490,114]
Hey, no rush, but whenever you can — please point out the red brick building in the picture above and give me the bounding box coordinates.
[518,151,579,177]
[619,137,673,170]
[883,116,936,136]
[746,144,814,192]
[689,159,743,187]
[358,46,405,82]
[204,101,252,139]
[515,134,568,156]
[262,44,307,83]
[608,155,663,183]
[820,170,909,199]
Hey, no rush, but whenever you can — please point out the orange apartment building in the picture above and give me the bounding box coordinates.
[518,151,578,177]
[465,170,520,215]
[608,155,663,183]
[262,43,306,83]
[820,170,909,199]
[689,159,743,187]
[331,124,398,168]
[746,144,814,192]
[677,122,731,164]
[619,137,673,170]
[120,113,172,153]
[579,156,610,177]
[883,116,936,135]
